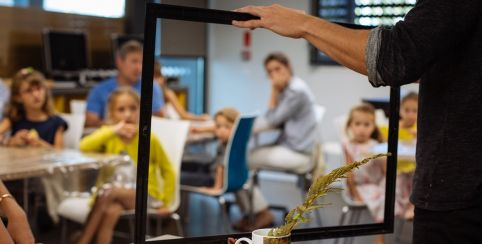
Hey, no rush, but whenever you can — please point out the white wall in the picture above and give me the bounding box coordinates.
[208,0,418,141]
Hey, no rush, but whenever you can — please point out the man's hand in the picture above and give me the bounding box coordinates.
[233,4,309,39]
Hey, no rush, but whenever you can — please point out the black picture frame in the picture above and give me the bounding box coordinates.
[135,3,400,244]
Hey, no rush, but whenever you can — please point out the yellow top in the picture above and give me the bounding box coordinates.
[79,126,175,206]
[381,124,417,174]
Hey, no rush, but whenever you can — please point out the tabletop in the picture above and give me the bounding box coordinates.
[0,147,121,181]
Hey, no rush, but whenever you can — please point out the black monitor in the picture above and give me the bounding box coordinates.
[42,30,88,76]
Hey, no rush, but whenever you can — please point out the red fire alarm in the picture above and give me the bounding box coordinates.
[241,31,251,61]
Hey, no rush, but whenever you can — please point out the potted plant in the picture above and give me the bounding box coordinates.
[233,153,390,244]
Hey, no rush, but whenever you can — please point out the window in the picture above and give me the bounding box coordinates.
[354,0,416,26]
[311,0,415,64]
[43,0,125,18]
[0,0,14,6]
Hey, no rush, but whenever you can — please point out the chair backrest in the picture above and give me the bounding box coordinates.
[164,103,181,120]
[311,105,327,177]
[333,115,349,143]
[150,117,190,212]
[70,100,87,115]
[313,104,326,142]
[59,113,85,149]
[223,116,256,193]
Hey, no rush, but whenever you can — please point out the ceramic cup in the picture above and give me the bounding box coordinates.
[235,228,291,244]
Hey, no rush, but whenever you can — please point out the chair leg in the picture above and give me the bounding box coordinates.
[250,171,259,226]
[395,219,405,243]
[353,209,362,224]
[334,206,349,244]
[218,196,231,233]
[128,217,135,242]
[60,217,68,244]
[171,213,184,237]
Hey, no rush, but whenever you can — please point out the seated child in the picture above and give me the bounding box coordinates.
[77,87,175,244]
[343,103,386,244]
[181,107,239,194]
[181,108,274,231]
[380,92,418,219]
[0,67,67,148]
[0,67,68,228]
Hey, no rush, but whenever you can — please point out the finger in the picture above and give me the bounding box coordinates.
[232,19,263,29]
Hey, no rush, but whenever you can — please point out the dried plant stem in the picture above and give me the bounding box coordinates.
[268,153,391,237]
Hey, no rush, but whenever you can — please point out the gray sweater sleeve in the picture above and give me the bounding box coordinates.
[365,27,385,87]
[265,90,304,127]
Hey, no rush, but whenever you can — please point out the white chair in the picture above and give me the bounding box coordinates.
[59,113,85,149]
[334,179,368,244]
[70,100,86,115]
[57,118,190,241]
[138,117,190,236]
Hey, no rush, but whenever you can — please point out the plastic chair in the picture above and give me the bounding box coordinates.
[122,117,190,238]
[57,118,190,242]
[334,178,368,244]
[59,113,85,149]
[69,100,86,115]
[181,116,256,233]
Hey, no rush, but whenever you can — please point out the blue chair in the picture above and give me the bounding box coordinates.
[181,115,256,233]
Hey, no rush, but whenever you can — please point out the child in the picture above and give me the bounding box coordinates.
[343,103,386,244]
[181,107,238,194]
[181,107,274,231]
[380,91,418,143]
[0,67,68,230]
[0,67,67,148]
[77,87,175,244]
[380,92,418,219]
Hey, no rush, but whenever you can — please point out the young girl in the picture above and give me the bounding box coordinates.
[380,92,418,219]
[343,103,386,244]
[380,91,418,143]
[181,107,238,193]
[77,87,175,244]
[181,107,274,231]
[0,67,67,148]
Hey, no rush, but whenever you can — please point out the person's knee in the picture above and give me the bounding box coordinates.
[104,204,123,219]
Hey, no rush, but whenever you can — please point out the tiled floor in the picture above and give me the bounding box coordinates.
[35,172,413,243]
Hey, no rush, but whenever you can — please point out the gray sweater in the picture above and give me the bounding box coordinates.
[366,0,481,211]
[265,77,317,154]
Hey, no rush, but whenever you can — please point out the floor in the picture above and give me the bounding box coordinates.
[34,171,413,244]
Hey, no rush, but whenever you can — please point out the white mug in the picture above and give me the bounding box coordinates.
[235,228,291,244]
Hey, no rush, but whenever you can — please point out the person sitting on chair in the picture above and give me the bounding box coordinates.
[250,52,317,174]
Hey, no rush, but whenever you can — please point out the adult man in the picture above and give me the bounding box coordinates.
[85,40,164,127]
[234,1,481,243]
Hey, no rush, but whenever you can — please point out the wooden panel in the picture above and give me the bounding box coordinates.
[0,6,125,77]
